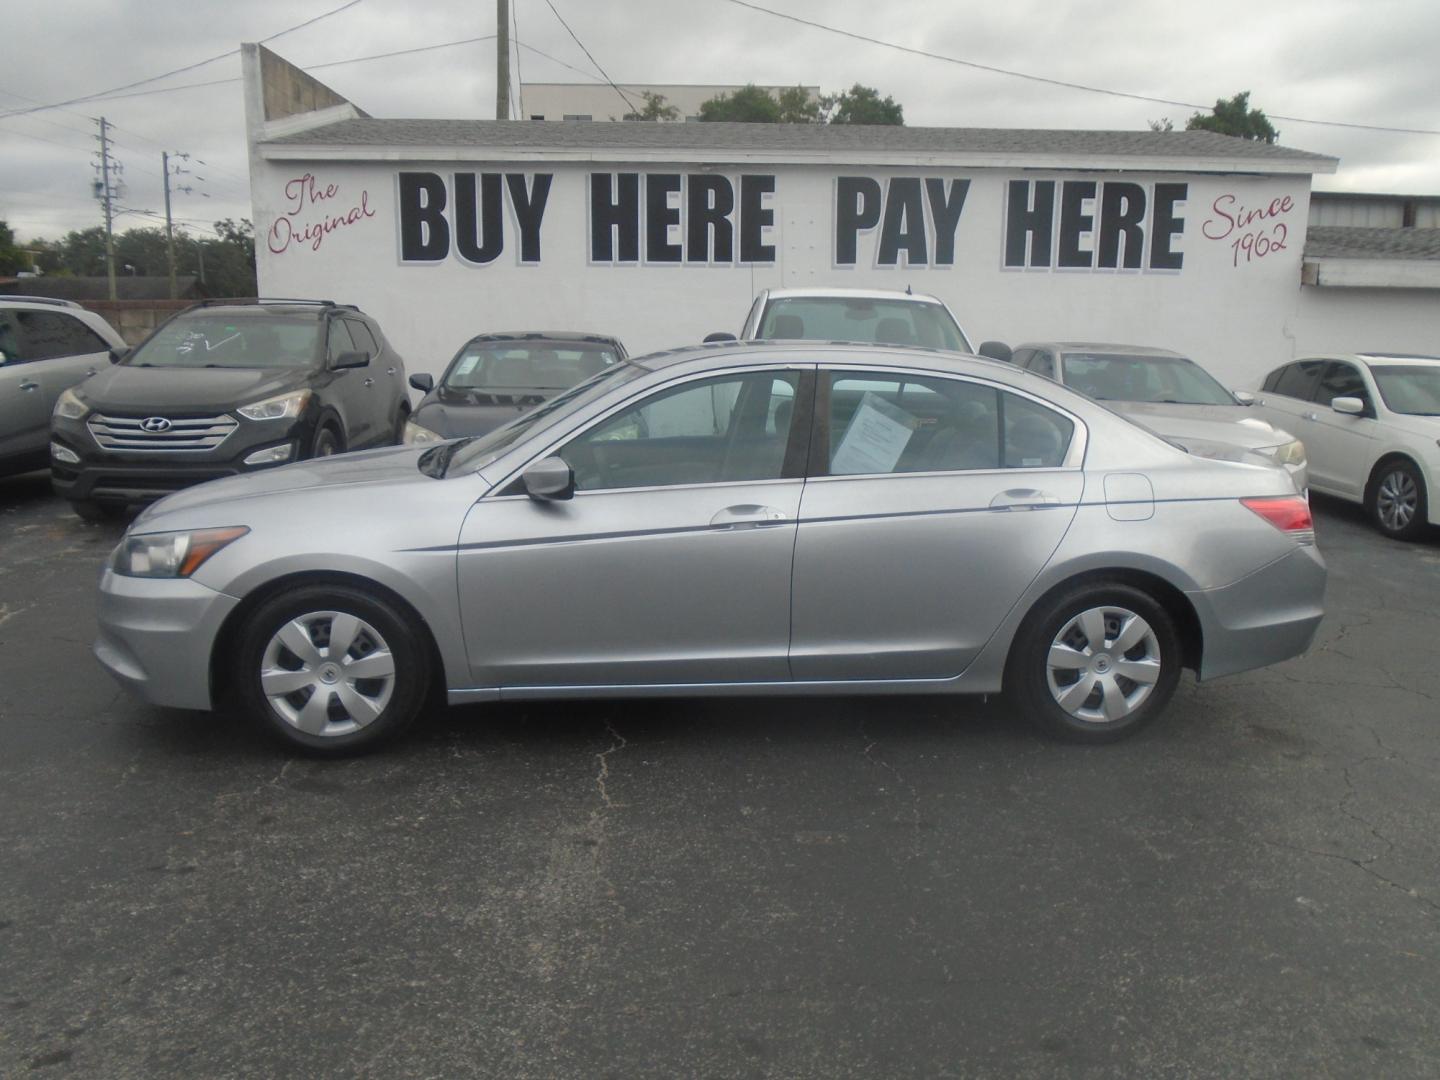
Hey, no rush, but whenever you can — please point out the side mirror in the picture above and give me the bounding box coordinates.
[109,346,130,364]
[977,341,1012,364]
[522,456,575,501]
[409,373,435,393]
[1232,389,1256,405]
[1332,396,1365,416]
[333,350,369,370]
[703,331,737,344]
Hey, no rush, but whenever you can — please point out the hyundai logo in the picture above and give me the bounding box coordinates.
[140,416,172,433]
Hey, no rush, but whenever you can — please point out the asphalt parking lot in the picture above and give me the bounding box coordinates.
[2,470,1439,1078]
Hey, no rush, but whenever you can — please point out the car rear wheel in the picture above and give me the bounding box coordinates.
[234,584,430,755]
[1367,459,1428,541]
[1009,583,1181,743]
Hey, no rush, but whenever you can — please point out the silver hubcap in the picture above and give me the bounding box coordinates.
[1046,606,1162,724]
[1376,470,1417,532]
[260,610,395,737]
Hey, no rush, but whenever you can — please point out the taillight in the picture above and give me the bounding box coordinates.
[1242,496,1315,545]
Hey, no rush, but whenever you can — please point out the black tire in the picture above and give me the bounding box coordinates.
[1365,459,1428,541]
[391,407,410,445]
[234,583,431,756]
[310,424,343,459]
[1007,582,1182,744]
[72,499,123,523]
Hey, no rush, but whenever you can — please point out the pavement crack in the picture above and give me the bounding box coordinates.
[859,718,924,855]
[593,719,627,813]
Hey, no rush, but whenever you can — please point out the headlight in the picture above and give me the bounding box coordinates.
[404,419,447,445]
[111,526,249,578]
[237,389,311,421]
[54,387,88,420]
[1262,439,1306,466]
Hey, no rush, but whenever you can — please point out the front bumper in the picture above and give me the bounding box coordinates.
[94,568,240,711]
[1188,543,1327,681]
[51,414,311,506]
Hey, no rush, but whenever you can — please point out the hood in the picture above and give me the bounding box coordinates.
[134,444,432,525]
[1108,401,1293,450]
[414,384,555,437]
[79,364,311,415]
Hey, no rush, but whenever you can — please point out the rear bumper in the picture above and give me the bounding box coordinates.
[94,568,239,711]
[1188,544,1327,681]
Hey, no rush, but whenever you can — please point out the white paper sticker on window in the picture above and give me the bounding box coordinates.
[832,391,917,475]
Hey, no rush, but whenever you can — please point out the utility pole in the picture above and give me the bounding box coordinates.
[162,152,194,300]
[92,117,123,301]
[496,0,510,120]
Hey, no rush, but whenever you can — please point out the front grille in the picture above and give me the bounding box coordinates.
[87,413,237,452]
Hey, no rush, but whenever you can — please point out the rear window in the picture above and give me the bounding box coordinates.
[443,341,621,391]
[1060,352,1233,406]
[758,297,972,352]
[129,315,320,369]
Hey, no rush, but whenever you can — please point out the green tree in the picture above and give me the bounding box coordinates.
[698,84,783,123]
[1186,91,1278,143]
[823,84,904,126]
[623,91,680,122]
[57,227,108,277]
[0,221,27,275]
[199,218,257,297]
[775,85,820,124]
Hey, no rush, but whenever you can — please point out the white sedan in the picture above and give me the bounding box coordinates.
[1250,353,1440,540]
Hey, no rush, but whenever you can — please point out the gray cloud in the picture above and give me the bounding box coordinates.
[3,0,1436,242]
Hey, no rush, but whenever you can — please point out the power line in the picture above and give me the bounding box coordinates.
[719,0,1440,138]
[0,0,367,121]
[540,0,638,114]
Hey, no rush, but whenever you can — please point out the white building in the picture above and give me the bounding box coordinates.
[242,44,1439,386]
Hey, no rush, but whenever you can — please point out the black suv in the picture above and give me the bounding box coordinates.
[50,299,410,520]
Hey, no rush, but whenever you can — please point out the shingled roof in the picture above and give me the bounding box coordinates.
[1304,226,1440,260]
[262,119,1335,171]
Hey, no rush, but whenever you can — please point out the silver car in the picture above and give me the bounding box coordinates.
[1012,343,1309,494]
[95,343,1325,755]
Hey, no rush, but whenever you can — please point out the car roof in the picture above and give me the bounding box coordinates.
[1355,352,1440,365]
[762,287,946,304]
[1022,342,1188,359]
[633,339,1038,383]
[464,331,622,345]
[0,295,86,311]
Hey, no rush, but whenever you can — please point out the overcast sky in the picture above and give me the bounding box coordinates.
[4,0,1437,244]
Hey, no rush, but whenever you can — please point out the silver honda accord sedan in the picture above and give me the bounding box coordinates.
[94,342,1326,754]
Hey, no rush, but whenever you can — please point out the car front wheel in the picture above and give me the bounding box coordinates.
[1009,583,1181,743]
[234,584,430,755]
[1367,459,1428,541]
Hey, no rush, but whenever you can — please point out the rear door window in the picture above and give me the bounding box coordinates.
[14,310,109,361]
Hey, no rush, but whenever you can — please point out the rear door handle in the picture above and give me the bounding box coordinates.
[386,367,396,376]
[989,488,1061,512]
[363,377,375,387]
[1304,412,1318,421]
[710,504,788,529]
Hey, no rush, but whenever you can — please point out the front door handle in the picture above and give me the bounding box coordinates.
[1304,412,1318,421]
[363,377,375,387]
[19,380,40,391]
[710,504,788,529]
[386,367,396,376]
[989,488,1061,512]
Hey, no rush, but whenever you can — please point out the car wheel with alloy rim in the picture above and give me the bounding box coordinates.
[1367,459,1428,541]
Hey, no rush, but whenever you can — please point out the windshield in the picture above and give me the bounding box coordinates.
[1370,365,1440,415]
[757,297,972,352]
[442,360,647,477]
[128,314,320,369]
[443,340,621,391]
[1060,352,1235,406]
